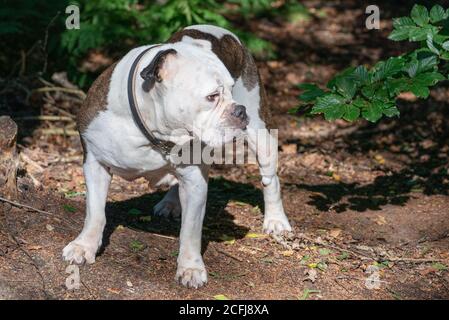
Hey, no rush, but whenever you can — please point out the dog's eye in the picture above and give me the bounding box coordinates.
[206,93,219,102]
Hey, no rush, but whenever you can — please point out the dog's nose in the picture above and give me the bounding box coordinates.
[231,104,247,120]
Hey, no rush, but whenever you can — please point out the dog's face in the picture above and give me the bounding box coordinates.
[141,43,248,147]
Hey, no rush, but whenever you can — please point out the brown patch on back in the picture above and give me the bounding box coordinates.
[167,28,272,128]
[77,62,117,162]
[77,62,118,133]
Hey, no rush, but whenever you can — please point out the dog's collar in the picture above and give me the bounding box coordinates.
[127,45,175,158]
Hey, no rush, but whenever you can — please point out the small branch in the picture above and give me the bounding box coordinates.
[14,115,74,122]
[0,195,55,217]
[34,87,86,99]
[40,128,79,136]
[216,248,244,262]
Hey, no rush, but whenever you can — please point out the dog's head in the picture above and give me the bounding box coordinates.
[139,42,248,147]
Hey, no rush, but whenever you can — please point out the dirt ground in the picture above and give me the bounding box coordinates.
[1,0,449,300]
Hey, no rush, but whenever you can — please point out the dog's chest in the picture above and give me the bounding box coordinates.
[83,109,171,181]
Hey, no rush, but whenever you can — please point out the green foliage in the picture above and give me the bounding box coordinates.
[297,4,449,123]
[2,0,292,87]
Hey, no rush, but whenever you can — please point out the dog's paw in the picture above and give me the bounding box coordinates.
[263,217,292,235]
[62,241,97,265]
[175,266,208,289]
[153,198,181,218]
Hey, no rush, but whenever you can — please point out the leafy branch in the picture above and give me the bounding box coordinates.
[296,4,449,122]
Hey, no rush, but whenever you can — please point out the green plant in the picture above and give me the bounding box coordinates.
[2,0,286,88]
[295,4,449,123]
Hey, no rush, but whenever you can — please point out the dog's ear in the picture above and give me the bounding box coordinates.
[140,48,177,93]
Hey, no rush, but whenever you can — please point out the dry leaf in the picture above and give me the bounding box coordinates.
[281,250,294,257]
[282,144,297,154]
[375,215,387,225]
[329,228,342,238]
[107,288,121,294]
[245,233,268,239]
[374,154,385,165]
[304,268,318,283]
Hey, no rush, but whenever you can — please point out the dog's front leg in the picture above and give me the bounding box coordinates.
[175,165,209,288]
[63,155,111,264]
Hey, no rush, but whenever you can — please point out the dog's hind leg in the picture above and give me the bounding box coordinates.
[63,154,112,264]
[153,174,181,218]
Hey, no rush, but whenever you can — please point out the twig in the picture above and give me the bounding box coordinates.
[1,230,49,298]
[20,152,45,172]
[34,86,86,99]
[15,115,74,122]
[0,195,55,217]
[387,257,445,263]
[40,128,79,136]
[148,232,176,241]
[216,248,244,262]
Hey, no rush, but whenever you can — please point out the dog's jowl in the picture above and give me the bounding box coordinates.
[63,25,292,288]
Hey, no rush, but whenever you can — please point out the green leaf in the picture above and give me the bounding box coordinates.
[388,28,412,41]
[393,16,415,28]
[408,26,430,41]
[343,103,360,122]
[383,105,400,118]
[371,57,405,82]
[430,5,446,23]
[426,32,440,55]
[128,208,142,215]
[411,4,429,27]
[335,76,357,99]
[63,204,77,213]
[311,94,345,113]
[312,94,346,120]
[362,101,383,122]
[415,72,445,86]
[214,294,230,300]
[298,83,326,102]
[385,78,409,95]
[353,65,370,84]
[410,83,430,98]
[442,41,449,51]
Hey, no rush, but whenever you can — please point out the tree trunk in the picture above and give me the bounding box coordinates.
[0,116,18,198]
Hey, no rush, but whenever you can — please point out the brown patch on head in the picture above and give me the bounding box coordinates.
[77,62,118,161]
[167,28,271,127]
[168,30,240,77]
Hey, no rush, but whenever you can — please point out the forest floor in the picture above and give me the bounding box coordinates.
[1,0,449,299]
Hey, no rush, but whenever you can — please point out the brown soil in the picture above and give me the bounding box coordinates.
[1,0,449,300]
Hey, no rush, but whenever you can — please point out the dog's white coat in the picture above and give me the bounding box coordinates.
[63,25,291,288]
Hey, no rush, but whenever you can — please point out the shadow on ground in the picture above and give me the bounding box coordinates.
[294,96,449,212]
[99,177,263,254]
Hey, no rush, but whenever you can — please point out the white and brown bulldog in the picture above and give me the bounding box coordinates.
[63,25,292,288]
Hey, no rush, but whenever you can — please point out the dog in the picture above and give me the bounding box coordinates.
[63,25,292,288]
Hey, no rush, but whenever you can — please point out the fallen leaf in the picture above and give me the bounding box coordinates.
[374,154,385,165]
[220,234,236,245]
[282,144,297,154]
[245,233,267,239]
[304,268,318,283]
[27,245,42,250]
[46,224,54,232]
[374,215,387,225]
[332,173,341,181]
[281,250,294,257]
[329,228,342,238]
[107,288,121,294]
[214,294,230,300]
